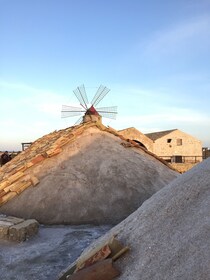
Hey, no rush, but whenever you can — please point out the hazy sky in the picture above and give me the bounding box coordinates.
[1,0,210,151]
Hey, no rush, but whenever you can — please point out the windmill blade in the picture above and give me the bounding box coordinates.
[74,116,83,125]
[91,85,110,107]
[73,84,89,109]
[61,105,85,118]
[96,106,118,120]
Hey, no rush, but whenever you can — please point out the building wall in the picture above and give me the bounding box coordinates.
[118,128,154,152]
[153,130,202,162]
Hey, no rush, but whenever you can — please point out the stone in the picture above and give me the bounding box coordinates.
[8,219,39,242]
[0,221,11,238]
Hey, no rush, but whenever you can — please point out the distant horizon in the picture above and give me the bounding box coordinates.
[0,120,209,152]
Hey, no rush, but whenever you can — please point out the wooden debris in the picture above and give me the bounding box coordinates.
[58,237,129,280]
[108,236,129,261]
[67,259,120,280]
[75,244,111,272]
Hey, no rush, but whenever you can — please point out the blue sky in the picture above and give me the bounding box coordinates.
[1,0,210,151]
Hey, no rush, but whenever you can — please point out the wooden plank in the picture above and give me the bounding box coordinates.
[58,237,129,280]
[75,244,111,272]
[67,259,120,280]
[57,264,77,280]
[108,237,129,261]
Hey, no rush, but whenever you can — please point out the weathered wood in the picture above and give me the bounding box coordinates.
[67,259,120,280]
[75,244,111,272]
[57,264,77,280]
[108,237,129,261]
[112,247,129,261]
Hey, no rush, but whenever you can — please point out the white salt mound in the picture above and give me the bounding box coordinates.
[76,158,210,280]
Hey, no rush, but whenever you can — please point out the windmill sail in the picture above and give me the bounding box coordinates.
[96,106,118,119]
[61,84,117,124]
[73,84,89,109]
[91,85,110,107]
[61,105,85,118]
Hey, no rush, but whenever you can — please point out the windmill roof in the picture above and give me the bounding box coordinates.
[145,129,177,141]
[0,121,178,224]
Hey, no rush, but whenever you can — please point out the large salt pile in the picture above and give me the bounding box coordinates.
[0,122,178,224]
[74,158,210,279]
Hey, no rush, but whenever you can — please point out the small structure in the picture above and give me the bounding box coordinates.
[119,127,203,173]
[21,142,32,151]
[0,215,39,242]
[145,129,203,164]
[118,127,153,151]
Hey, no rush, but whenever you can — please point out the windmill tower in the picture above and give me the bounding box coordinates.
[61,85,117,124]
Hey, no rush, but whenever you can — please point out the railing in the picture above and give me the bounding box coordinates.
[159,156,203,164]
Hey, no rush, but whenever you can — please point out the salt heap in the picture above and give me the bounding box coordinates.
[0,122,178,224]
[75,158,210,279]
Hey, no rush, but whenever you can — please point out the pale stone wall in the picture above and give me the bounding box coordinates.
[153,130,202,162]
[118,128,154,152]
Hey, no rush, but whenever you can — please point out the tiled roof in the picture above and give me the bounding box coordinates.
[145,129,177,141]
[0,121,175,207]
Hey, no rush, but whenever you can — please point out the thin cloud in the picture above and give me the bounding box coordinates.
[116,107,209,130]
[144,15,210,58]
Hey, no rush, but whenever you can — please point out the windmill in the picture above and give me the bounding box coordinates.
[61,84,117,124]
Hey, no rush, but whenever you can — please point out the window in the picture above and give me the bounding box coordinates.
[177,139,182,146]
[167,139,172,143]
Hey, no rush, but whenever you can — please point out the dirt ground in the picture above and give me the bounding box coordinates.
[0,224,111,280]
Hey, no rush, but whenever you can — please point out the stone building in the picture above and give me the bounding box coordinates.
[119,128,203,173]
[145,129,203,164]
